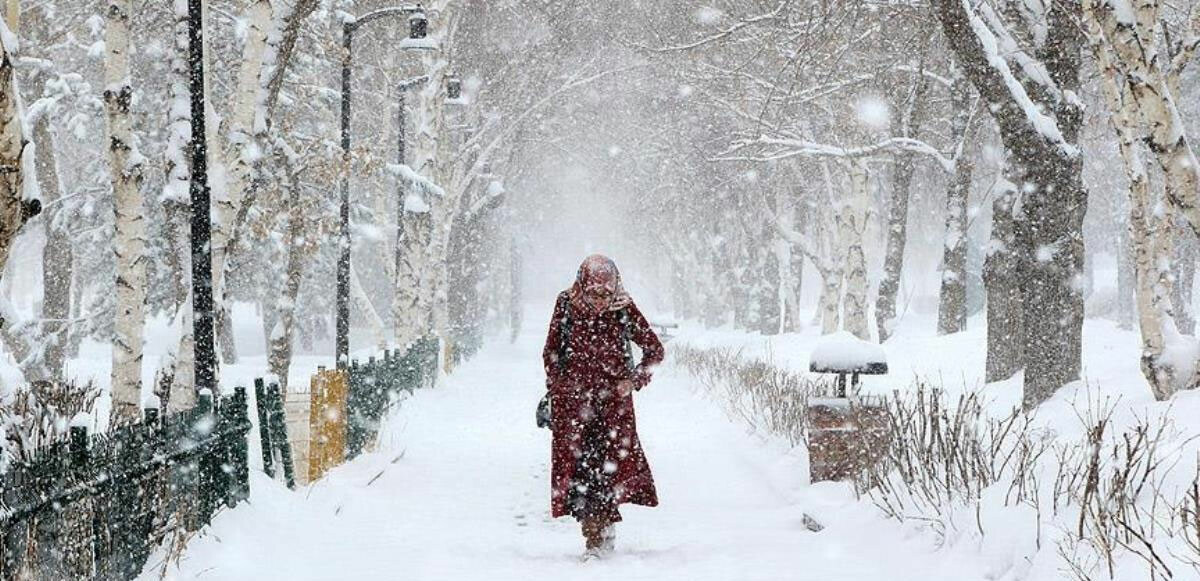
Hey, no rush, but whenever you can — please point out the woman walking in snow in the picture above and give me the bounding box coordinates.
[542,254,665,559]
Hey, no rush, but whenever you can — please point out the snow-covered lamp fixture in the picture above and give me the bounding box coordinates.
[409,8,428,40]
[446,75,462,99]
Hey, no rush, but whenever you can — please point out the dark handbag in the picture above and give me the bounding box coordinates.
[536,393,551,429]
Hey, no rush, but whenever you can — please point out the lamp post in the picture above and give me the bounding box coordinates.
[338,5,429,368]
[187,0,217,396]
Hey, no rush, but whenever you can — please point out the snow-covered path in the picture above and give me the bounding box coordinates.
[142,328,986,581]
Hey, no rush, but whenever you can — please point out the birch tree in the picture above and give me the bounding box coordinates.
[0,17,32,298]
[1084,0,1200,398]
[105,0,147,423]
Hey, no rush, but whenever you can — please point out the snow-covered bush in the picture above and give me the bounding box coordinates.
[0,379,98,468]
[672,343,816,446]
[673,343,1200,579]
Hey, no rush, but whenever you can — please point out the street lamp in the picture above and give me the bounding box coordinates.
[338,5,431,368]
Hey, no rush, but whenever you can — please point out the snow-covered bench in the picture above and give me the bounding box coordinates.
[648,318,678,342]
[808,331,888,397]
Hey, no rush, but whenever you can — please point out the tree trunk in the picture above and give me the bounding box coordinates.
[106,0,147,424]
[1086,0,1200,240]
[30,76,71,381]
[1172,221,1196,335]
[984,180,1024,382]
[166,0,194,412]
[0,18,30,294]
[937,75,976,335]
[933,0,1086,408]
[1085,2,1182,397]
[209,0,271,368]
[268,155,306,392]
[875,77,929,342]
[842,162,871,340]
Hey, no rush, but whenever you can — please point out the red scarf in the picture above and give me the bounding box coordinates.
[567,254,632,316]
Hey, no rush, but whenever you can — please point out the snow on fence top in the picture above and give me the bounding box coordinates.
[808,331,888,374]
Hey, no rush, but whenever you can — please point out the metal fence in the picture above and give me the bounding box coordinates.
[346,335,440,460]
[0,388,251,581]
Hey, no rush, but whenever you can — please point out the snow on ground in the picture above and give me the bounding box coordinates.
[674,311,1158,421]
[140,322,998,581]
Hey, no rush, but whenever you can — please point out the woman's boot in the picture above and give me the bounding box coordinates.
[580,518,604,560]
[600,522,616,553]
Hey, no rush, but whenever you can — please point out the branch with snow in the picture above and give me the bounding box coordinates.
[716,135,955,172]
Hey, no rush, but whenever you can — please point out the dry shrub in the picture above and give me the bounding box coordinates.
[1,379,99,463]
[673,343,1200,579]
[672,343,816,446]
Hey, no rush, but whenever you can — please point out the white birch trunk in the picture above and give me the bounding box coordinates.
[165,0,194,411]
[399,0,458,353]
[842,162,871,340]
[1086,5,1180,397]
[169,299,195,413]
[209,0,271,366]
[1087,0,1200,238]
[106,0,147,423]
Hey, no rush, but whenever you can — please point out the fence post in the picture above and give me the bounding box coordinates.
[254,378,275,478]
[69,425,89,467]
[346,361,364,460]
[193,390,216,529]
[229,386,251,504]
[267,382,297,489]
[64,424,95,579]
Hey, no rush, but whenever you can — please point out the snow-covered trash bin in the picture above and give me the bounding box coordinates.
[808,331,888,398]
[806,332,890,484]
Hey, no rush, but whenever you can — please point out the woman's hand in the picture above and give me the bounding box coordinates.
[616,379,635,397]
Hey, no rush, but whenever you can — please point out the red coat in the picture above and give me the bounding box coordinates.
[543,291,665,519]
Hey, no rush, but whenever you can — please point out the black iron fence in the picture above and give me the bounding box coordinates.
[0,388,251,581]
[346,335,439,460]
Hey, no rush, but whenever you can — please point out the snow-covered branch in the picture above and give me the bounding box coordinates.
[716,135,955,172]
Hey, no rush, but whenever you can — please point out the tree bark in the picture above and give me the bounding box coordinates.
[842,162,871,340]
[106,0,147,424]
[0,18,30,294]
[165,0,194,412]
[875,76,929,342]
[267,153,306,393]
[933,0,1087,409]
[1085,0,1191,397]
[984,179,1024,382]
[1172,222,1196,335]
[937,75,977,335]
[28,74,72,382]
[209,0,271,367]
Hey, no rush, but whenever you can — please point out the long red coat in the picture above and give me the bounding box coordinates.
[543,291,665,519]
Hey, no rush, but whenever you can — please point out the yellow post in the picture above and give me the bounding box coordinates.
[442,337,454,374]
[308,368,349,482]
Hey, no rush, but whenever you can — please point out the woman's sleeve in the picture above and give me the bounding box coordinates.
[626,301,665,390]
[542,293,568,388]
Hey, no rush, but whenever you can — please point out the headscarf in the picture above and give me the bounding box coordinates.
[567,254,632,316]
